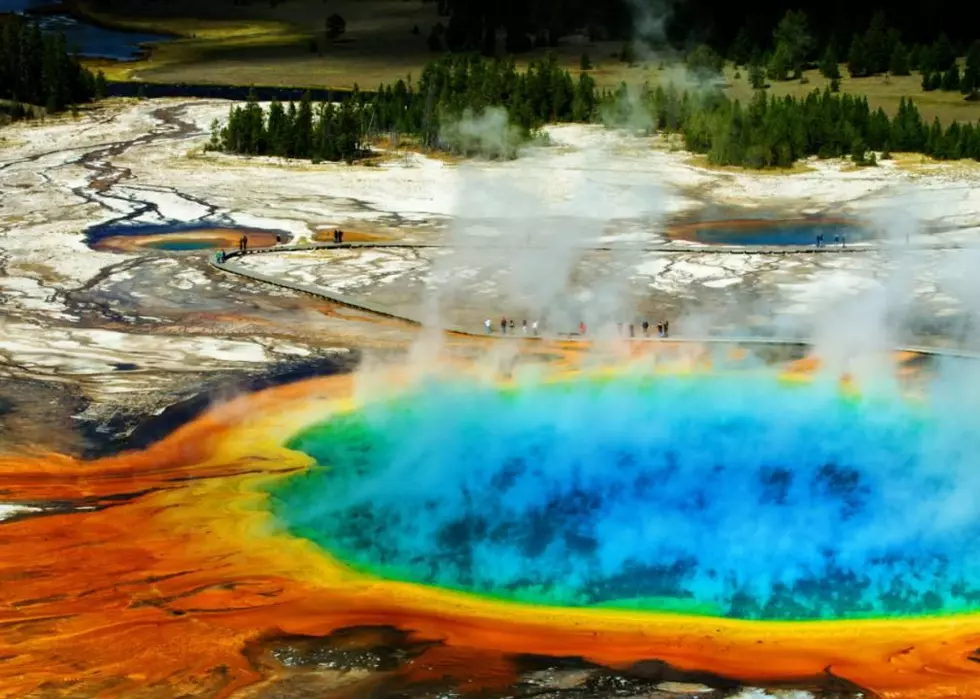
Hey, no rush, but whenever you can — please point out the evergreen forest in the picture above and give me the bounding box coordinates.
[212,54,980,169]
[0,16,106,123]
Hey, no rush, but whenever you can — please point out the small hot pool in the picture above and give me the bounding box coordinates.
[87,222,288,253]
[669,218,868,246]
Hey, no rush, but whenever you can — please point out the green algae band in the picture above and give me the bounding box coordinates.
[269,371,980,620]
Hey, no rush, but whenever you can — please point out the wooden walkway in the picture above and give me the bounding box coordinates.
[208,242,980,358]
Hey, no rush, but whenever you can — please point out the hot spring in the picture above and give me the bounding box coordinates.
[269,367,980,621]
[87,222,287,253]
[668,218,868,246]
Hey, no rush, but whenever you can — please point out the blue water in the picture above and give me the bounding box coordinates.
[2,1,169,60]
[271,369,980,620]
[687,222,866,246]
[145,239,216,251]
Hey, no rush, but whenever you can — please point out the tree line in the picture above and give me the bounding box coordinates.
[210,55,596,161]
[675,88,980,167]
[728,9,980,100]
[0,16,106,123]
[211,53,980,170]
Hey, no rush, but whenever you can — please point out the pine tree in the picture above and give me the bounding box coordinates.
[749,63,766,89]
[767,43,792,81]
[730,26,754,67]
[961,68,978,97]
[941,64,960,92]
[819,45,841,79]
[295,91,314,158]
[771,10,812,79]
[963,41,980,98]
[266,99,288,156]
[889,43,911,76]
[932,34,956,72]
[908,44,922,71]
[285,101,298,156]
[863,11,891,75]
[94,70,108,99]
[851,137,867,164]
[847,35,869,78]
[571,73,596,121]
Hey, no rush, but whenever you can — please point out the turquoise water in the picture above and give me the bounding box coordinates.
[687,222,866,246]
[269,370,980,620]
[144,239,216,251]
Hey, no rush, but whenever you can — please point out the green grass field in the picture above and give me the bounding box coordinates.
[74,0,980,125]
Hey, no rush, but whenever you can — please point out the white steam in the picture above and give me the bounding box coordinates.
[439,107,525,160]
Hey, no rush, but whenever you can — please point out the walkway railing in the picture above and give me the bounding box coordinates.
[208,242,980,358]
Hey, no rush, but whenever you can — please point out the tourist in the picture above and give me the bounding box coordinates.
[834,233,840,246]
[532,320,539,336]
[484,318,492,334]
[509,319,515,332]
[663,319,670,338]
[841,233,846,248]
[522,319,528,335]
[629,323,635,338]
[642,321,649,337]
[337,229,344,244]
[579,321,586,335]
[657,322,663,337]
[242,235,249,252]
[500,316,507,334]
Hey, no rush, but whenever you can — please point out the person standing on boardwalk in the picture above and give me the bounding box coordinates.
[579,321,586,335]
[509,319,515,332]
[522,319,528,335]
[657,322,663,337]
[629,323,635,338]
[484,318,492,334]
[500,316,507,335]
[642,320,649,337]
[663,319,669,338]
[532,320,539,336]
[242,235,249,253]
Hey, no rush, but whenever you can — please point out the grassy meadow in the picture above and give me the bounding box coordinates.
[72,0,980,125]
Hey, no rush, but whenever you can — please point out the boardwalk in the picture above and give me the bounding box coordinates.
[209,242,980,359]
